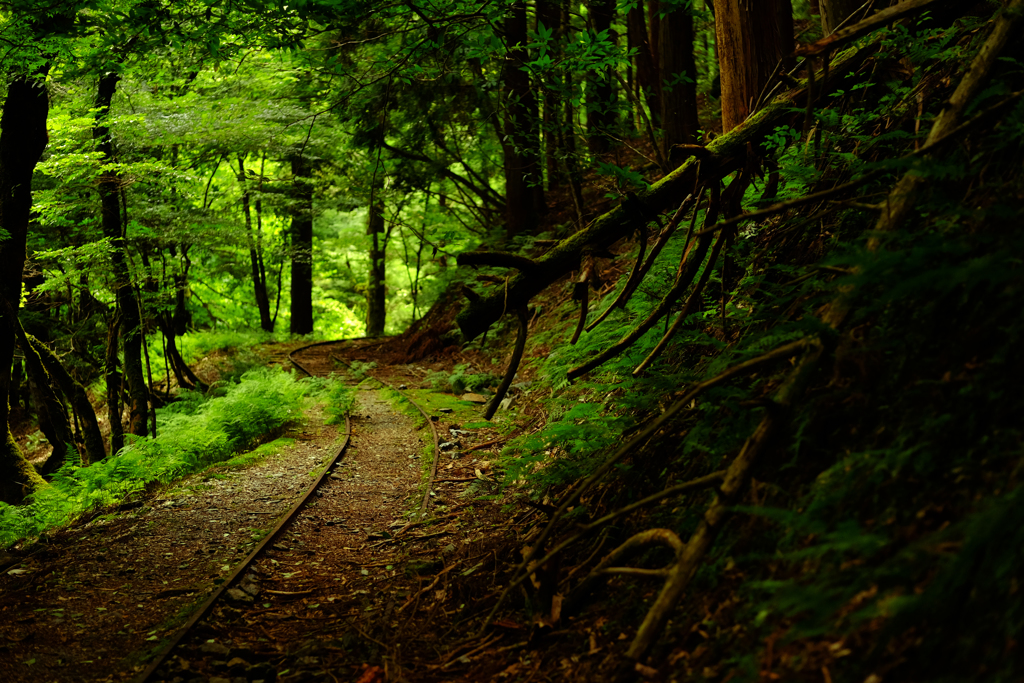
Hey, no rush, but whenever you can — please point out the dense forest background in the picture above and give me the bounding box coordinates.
[2,0,1024,680]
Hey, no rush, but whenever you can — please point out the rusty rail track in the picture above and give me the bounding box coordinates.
[136,338,445,681]
[133,341,363,682]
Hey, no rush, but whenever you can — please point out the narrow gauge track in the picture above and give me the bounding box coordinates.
[135,339,442,683]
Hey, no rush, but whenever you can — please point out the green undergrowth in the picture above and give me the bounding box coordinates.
[215,437,296,471]
[491,10,1024,681]
[0,368,353,548]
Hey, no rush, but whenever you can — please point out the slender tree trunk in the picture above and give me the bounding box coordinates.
[713,0,794,133]
[237,155,274,332]
[628,2,661,127]
[290,155,314,335]
[0,73,50,504]
[20,326,74,475]
[538,0,565,190]
[27,335,104,465]
[820,0,860,35]
[94,71,149,436]
[105,314,124,456]
[660,3,700,148]
[587,0,618,154]
[502,0,545,236]
[366,198,387,336]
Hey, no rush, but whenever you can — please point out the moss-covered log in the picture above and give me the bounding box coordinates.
[455,47,872,342]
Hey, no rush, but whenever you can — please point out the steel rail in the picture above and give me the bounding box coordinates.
[134,351,353,683]
[325,353,443,520]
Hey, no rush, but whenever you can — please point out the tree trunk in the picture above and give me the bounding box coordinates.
[713,0,794,132]
[0,73,50,504]
[628,1,661,127]
[20,323,74,475]
[538,0,566,190]
[820,0,861,35]
[290,155,314,335]
[587,0,618,154]
[27,334,105,466]
[237,155,274,332]
[366,198,387,337]
[105,314,125,456]
[94,71,149,437]
[659,3,700,147]
[502,0,545,236]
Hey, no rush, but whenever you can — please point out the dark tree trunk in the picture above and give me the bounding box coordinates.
[290,155,314,335]
[820,0,860,34]
[366,198,387,337]
[628,2,661,127]
[538,0,565,190]
[502,0,545,236]
[660,3,700,147]
[237,155,274,332]
[27,334,104,466]
[587,0,618,154]
[21,327,74,475]
[0,73,50,504]
[94,71,149,436]
[105,314,124,456]
[713,0,794,132]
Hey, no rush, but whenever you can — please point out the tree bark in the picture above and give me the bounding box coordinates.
[538,0,566,190]
[587,0,618,154]
[27,334,105,466]
[289,155,314,335]
[713,0,794,132]
[659,2,700,147]
[0,72,50,504]
[456,45,870,341]
[105,314,125,456]
[628,1,661,127]
[237,155,274,332]
[502,0,545,236]
[94,71,149,437]
[366,197,387,336]
[820,0,862,35]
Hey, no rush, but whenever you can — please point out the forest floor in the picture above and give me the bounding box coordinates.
[0,338,576,683]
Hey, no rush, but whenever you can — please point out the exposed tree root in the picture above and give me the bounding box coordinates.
[484,306,529,421]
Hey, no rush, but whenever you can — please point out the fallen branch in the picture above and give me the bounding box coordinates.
[796,0,954,57]
[567,186,721,381]
[478,337,812,634]
[484,307,529,420]
[457,251,540,272]
[456,47,873,342]
[633,227,729,375]
[624,339,825,665]
[563,529,684,618]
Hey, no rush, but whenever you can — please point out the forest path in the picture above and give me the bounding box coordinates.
[156,383,432,682]
[0,340,520,683]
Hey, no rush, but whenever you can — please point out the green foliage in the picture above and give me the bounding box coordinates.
[427,364,499,395]
[0,369,311,548]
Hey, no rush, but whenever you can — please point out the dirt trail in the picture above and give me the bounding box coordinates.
[0,343,521,683]
[0,405,344,683]
[158,384,431,682]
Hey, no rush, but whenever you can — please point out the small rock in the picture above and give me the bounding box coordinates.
[438,442,457,451]
[200,641,232,657]
[438,408,453,414]
[330,473,343,480]
[226,588,253,603]
[247,661,277,681]
[499,397,515,411]
[460,392,488,404]
[226,657,251,671]
[398,384,407,390]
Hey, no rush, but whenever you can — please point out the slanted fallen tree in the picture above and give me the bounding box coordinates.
[459,0,1024,677]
